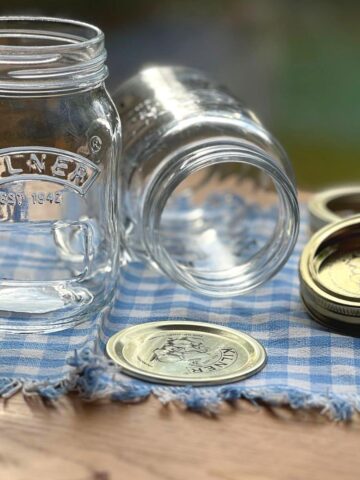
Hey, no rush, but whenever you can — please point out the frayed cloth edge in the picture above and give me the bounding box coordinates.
[1,376,359,421]
[1,347,359,421]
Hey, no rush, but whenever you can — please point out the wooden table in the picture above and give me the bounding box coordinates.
[1,394,359,480]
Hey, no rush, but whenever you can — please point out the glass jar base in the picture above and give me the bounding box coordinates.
[0,313,93,334]
[0,282,95,333]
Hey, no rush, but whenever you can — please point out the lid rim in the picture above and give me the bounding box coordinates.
[309,185,360,232]
[106,320,267,386]
[300,215,360,328]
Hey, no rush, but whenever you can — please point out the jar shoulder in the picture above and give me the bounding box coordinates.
[123,110,281,167]
[0,87,121,166]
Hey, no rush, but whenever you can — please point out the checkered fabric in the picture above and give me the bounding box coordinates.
[0,210,359,420]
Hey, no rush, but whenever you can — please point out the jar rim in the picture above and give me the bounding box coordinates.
[0,16,107,93]
[0,16,103,51]
[141,138,299,297]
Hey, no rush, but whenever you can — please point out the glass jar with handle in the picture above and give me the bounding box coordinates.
[0,17,121,332]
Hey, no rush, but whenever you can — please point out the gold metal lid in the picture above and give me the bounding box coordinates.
[300,215,360,334]
[106,320,267,385]
[308,185,360,233]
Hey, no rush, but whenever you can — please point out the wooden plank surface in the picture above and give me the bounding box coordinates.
[0,394,359,480]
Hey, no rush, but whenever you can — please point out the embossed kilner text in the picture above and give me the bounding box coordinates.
[0,147,100,195]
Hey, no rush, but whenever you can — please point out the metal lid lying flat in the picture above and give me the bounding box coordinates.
[308,185,360,233]
[300,215,360,334]
[106,321,267,385]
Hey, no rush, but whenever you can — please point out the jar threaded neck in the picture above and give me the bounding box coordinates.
[141,139,299,297]
[0,17,107,93]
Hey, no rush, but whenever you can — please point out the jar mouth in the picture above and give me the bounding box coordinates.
[141,139,299,297]
[0,17,107,92]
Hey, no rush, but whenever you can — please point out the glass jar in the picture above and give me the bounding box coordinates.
[0,17,121,332]
[113,66,299,297]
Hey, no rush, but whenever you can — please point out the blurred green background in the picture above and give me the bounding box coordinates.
[0,0,359,190]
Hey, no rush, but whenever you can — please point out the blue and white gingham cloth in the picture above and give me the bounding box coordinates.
[0,209,359,420]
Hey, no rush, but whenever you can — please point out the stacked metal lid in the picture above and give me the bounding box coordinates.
[301,185,360,334]
[308,185,360,233]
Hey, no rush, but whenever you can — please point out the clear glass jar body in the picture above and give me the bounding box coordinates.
[113,66,299,297]
[0,18,121,332]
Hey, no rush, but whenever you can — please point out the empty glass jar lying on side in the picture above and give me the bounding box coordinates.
[0,17,121,332]
[113,66,299,296]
